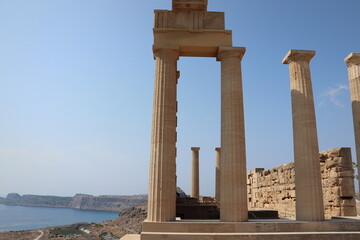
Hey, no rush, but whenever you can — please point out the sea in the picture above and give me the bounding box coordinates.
[0,204,119,232]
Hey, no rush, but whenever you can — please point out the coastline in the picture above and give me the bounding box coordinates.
[1,193,147,212]
[0,204,119,233]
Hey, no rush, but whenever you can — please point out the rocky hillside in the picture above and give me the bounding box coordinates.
[69,194,147,211]
[3,193,72,208]
[2,193,147,211]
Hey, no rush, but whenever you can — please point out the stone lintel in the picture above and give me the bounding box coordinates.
[152,44,180,60]
[191,147,200,151]
[154,29,232,57]
[345,52,360,67]
[217,46,246,61]
[282,49,316,64]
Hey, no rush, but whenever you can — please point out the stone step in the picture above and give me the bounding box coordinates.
[140,231,360,240]
[142,220,360,233]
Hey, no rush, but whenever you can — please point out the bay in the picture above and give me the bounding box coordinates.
[0,204,118,232]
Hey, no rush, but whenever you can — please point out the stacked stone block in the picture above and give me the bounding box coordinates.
[248,147,357,219]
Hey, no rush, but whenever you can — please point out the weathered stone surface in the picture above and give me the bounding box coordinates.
[248,147,357,219]
[283,49,324,221]
[147,47,179,222]
[190,147,200,198]
[218,46,247,222]
[215,147,221,202]
[345,52,360,193]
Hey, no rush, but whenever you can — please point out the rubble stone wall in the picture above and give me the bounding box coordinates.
[247,147,357,219]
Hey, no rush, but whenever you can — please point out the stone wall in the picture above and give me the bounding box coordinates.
[247,147,357,219]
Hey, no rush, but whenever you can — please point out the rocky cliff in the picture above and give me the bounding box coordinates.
[2,193,147,212]
[69,194,147,211]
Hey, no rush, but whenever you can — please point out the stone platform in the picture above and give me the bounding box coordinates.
[140,218,360,240]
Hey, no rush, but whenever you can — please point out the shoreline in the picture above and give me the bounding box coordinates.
[0,203,120,213]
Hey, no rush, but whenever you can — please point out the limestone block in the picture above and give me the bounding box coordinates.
[339,186,355,197]
[338,177,355,187]
[341,206,357,216]
[338,170,354,178]
[327,177,339,186]
[340,199,356,207]
[329,170,338,178]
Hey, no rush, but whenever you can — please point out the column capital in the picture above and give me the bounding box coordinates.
[345,53,360,67]
[282,49,316,64]
[153,45,180,59]
[217,46,246,61]
[191,147,200,151]
[215,147,221,152]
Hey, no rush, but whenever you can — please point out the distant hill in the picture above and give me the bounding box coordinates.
[2,193,147,212]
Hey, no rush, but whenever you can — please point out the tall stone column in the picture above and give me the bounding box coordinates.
[147,46,179,222]
[345,53,360,192]
[215,147,221,202]
[190,147,200,198]
[282,49,324,221]
[217,46,248,222]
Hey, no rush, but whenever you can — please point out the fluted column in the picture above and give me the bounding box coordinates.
[217,46,248,222]
[190,147,200,198]
[345,53,360,193]
[147,46,179,222]
[215,147,221,202]
[282,49,324,221]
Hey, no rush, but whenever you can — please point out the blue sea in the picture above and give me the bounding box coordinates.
[0,204,119,232]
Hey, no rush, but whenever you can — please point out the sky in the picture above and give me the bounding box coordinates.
[0,0,360,198]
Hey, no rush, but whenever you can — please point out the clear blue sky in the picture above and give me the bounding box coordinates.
[0,0,359,197]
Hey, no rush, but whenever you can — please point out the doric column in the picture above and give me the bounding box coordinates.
[217,46,248,222]
[345,53,360,192]
[147,46,179,222]
[190,147,200,198]
[282,49,324,221]
[215,147,221,202]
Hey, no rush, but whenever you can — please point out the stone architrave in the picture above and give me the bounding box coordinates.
[215,147,221,202]
[345,53,360,192]
[190,147,200,198]
[147,46,179,222]
[282,49,324,221]
[217,46,248,222]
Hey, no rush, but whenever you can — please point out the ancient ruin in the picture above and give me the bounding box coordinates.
[136,0,360,239]
[248,147,357,219]
[147,0,247,223]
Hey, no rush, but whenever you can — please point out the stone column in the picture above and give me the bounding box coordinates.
[217,46,248,222]
[345,53,360,192]
[282,49,324,221]
[190,147,200,198]
[147,46,179,222]
[215,147,221,202]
